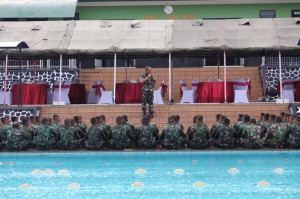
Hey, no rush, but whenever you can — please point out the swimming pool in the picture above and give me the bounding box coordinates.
[0,151,300,199]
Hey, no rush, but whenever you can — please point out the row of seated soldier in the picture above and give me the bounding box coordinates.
[0,111,299,151]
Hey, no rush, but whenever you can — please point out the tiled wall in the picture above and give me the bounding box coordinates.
[80,67,263,102]
[40,103,288,132]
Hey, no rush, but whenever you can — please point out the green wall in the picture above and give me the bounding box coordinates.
[76,3,300,20]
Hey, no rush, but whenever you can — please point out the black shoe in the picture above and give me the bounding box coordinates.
[149,112,154,118]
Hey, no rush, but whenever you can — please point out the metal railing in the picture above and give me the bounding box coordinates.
[0,59,77,70]
[266,56,300,66]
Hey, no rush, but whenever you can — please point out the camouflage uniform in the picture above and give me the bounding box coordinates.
[35,124,59,150]
[0,124,11,143]
[241,124,264,149]
[6,128,29,151]
[214,125,236,149]
[135,123,159,148]
[265,123,289,147]
[161,124,186,149]
[52,123,62,142]
[110,124,134,149]
[187,124,210,149]
[21,126,36,148]
[286,122,300,148]
[124,122,136,138]
[74,124,87,140]
[59,126,81,150]
[259,121,271,138]
[85,125,106,150]
[210,122,221,138]
[140,72,155,114]
[100,122,112,138]
[233,121,243,136]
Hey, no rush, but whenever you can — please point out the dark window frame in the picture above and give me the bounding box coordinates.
[259,10,276,18]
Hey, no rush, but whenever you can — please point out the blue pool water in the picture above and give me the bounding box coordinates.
[1,151,300,199]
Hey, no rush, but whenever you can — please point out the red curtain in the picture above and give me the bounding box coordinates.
[12,84,48,105]
[69,84,86,104]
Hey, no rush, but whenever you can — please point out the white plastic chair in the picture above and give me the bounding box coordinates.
[234,78,249,103]
[153,80,165,104]
[0,88,12,105]
[87,80,101,104]
[97,83,113,104]
[180,80,195,103]
[282,79,295,102]
[52,81,71,104]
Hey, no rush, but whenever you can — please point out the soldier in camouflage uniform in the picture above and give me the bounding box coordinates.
[233,114,244,138]
[6,122,29,151]
[241,119,264,149]
[256,113,265,126]
[258,113,271,138]
[269,114,276,125]
[35,118,59,150]
[21,118,36,148]
[59,119,81,150]
[52,114,63,141]
[85,117,106,150]
[187,115,210,149]
[123,115,136,137]
[213,118,236,149]
[265,116,289,147]
[174,115,184,132]
[286,115,300,148]
[210,114,222,137]
[109,116,134,149]
[98,115,111,138]
[161,116,186,149]
[135,115,159,148]
[236,115,251,145]
[139,66,156,117]
[74,116,87,140]
[0,116,11,144]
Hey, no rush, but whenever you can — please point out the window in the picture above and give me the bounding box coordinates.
[259,10,276,18]
[292,9,300,18]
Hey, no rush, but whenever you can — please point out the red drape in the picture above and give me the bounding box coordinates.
[12,84,48,105]
[68,84,86,104]
[115,83,143,104]
[196,82,234,103]
[294,81,300,101]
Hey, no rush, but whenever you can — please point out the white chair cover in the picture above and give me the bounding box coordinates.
[234,78,249,103]
[153,80,165,104]
[208,78,222,82]
[0,90,12,105]
[180,80,195,103]
[52,81,70,104]
[282,79,294,90]
[87,80,101,104]
[191,80,200,92]
[98,84,113,104]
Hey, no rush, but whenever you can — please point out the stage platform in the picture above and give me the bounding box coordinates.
[39,103,289,131]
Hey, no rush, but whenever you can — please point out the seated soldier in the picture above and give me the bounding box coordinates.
[187,115,210,149]
[35,118,59,150]
[233,114,244,136]
[123,115,135,138]
[135,115,159,149]
[259,113,271,138]
[237,115,250,144]
[0,116,11,144]
[256,113,265,126]
[210,114,222,137]
[21,118,36,148]
[98,115,111,138]
[265,116,289,148]
[85,117,106,150]
[241,118,264,149]
[74,116,87,140]
[160,116,186,149]
[286,115,300,149]
[213,118,236,149]
[6,122,29,151]
[109,116,134,149]
[59,119,81,150]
